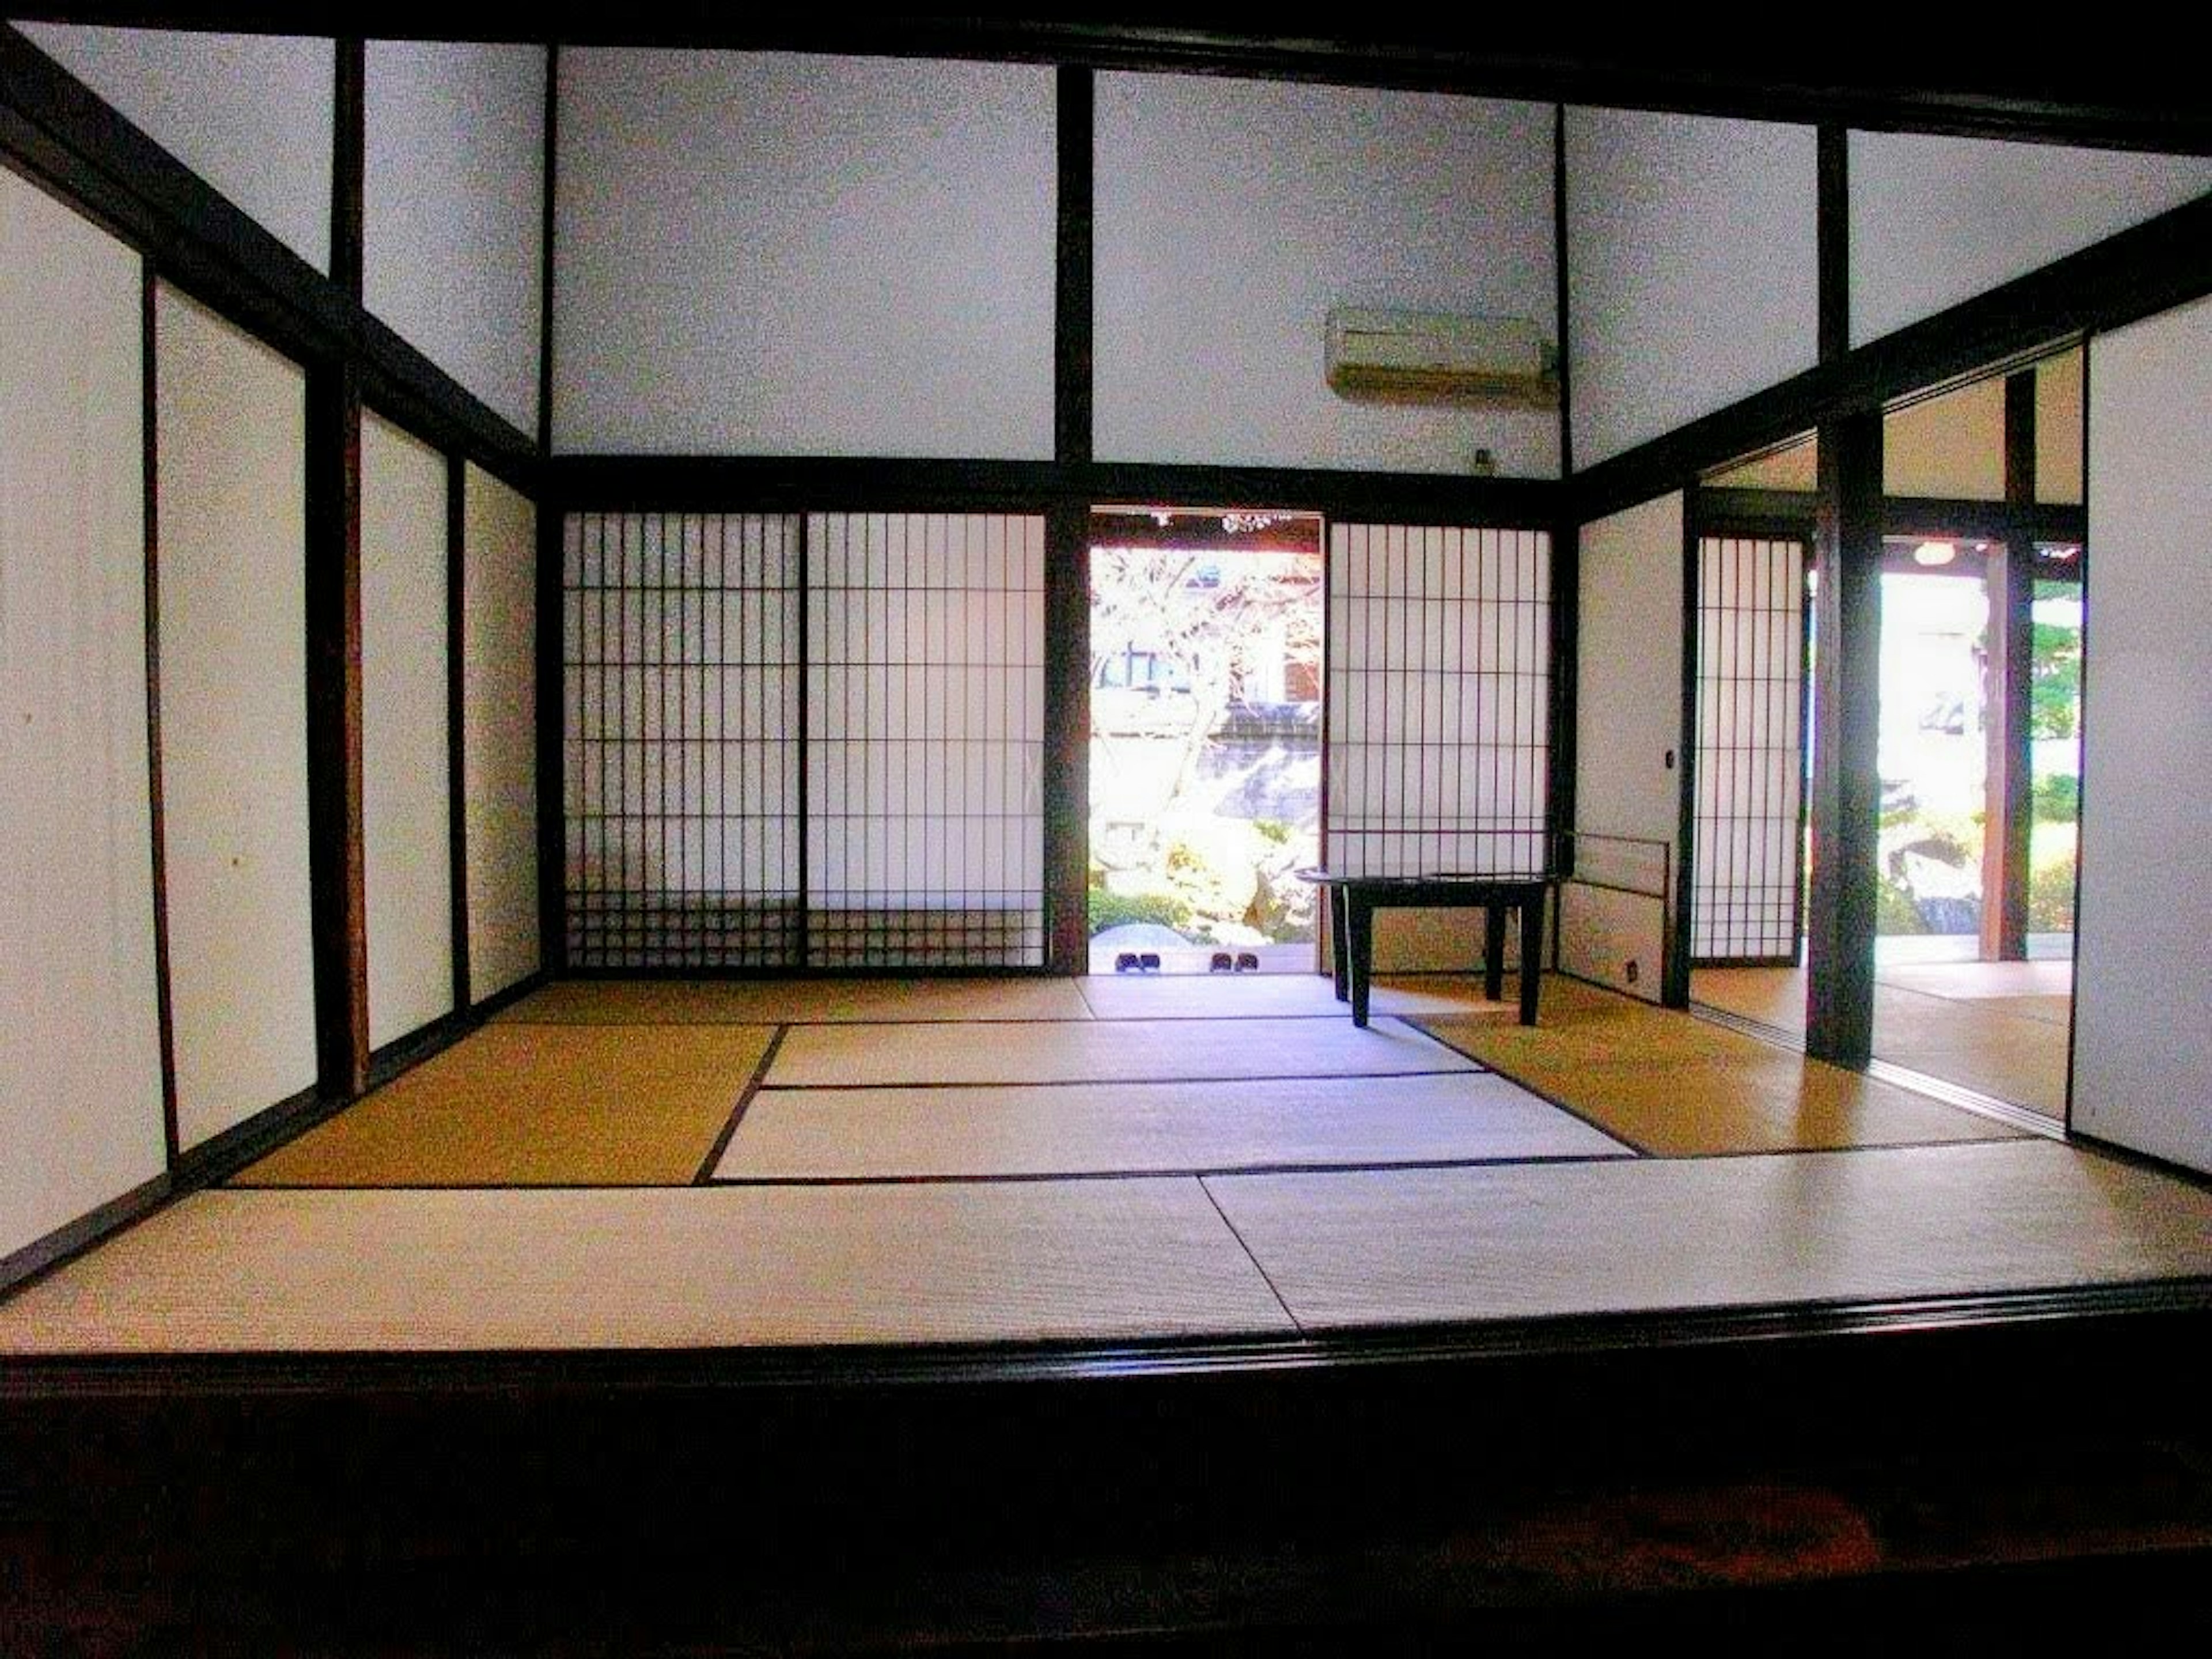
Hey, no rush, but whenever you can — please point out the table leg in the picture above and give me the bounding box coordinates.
[1349,895,1375,1028]
[1483,903,1507,1003]
[1518,888,1544,1026]
[1330,890,1349,1002]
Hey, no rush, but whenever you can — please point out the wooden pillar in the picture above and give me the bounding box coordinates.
[1805,412,1883,1066]
[1983,370,2038,960]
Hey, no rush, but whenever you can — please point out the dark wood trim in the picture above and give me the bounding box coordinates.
[534,499,567,975]
[1552,102,1573,480]
[1547,518,1578,885]
[1986,371,2041,961]
[1054,63,1092,467]
[446,452,472,1008]
[331,37,363,302]
[546,454,1562,524]
[1817,123,1847,365]
[365,1004,476,1091]
[1571,191,2212,522]
[164,1081,329,1192]
[1703,486,2087,547]
[32,16,2203,153]
[140,263,180,1166]
[305,363,369,1100]
[1043,501,1091,972]
[0,1173,170,1300]
[536,41,558,457]
[793,512,811,969]
[0,25,537,484]
[1668,506,1699,1009]
[1804,412,1883,1065]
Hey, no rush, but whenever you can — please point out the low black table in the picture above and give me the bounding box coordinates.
[1298,870,1549,1028]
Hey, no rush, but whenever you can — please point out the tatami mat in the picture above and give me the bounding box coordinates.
[1075,972,1505,1021]
[235,1024,773,1187]
[713,1073,1630,1181]
[0,1181,1295,1351]
[1693,966,2073,1117]
[1871,988,2071,1119]
[1418,982,2026,1155]
[766,1016,1477,1089]
[1207,1140,2212,1330]
[494,976,1094,1025]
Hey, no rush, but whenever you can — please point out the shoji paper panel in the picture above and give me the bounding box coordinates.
[365,40,546,436]
[2074,300,2212,1173]
[462,463,538,1002]
[1095,74,1559,477]
[1,168,164,1257]
[1691,535,1807,964]
[806,514,1047,967]
[552,50,1054,457]
[1566,109,1817,468]
[16,24,334,273]
[1575,495,1684,855]
[1850,132,2212,348]
[563,513,803,968]
[361,412,453,1048]
[153,283,316,1149]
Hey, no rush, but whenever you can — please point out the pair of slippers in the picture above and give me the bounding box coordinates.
[1112,952,1163,972]
[1209,952,1262,973]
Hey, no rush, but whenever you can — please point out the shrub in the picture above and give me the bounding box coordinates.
[1877,875,1929,935]
[1086,888,1190,936]
[2033,773,2080,823]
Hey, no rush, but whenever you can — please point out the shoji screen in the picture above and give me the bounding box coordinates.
[563,513,803,967]
[1325,524,1551,878]
[153,283,317,1149]
[361,412,454,1046]
[1,167,165,1260]
[807,513,1046,967]
[1692,535,1808,964]
[462,463,539,1002]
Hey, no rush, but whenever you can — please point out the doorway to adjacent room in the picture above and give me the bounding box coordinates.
[1086,507,1324,975]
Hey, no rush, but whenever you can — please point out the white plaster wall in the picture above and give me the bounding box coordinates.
[361,411,454,1048]
[153,284,317,1149]
[0,167,165,1256]
[366,40,547,437]
[16,23,334,274]
[1094,73,1559,476]
[1850,132,2212,348]
[462,463,539,1003]
[2073,298,2212,1174]
[1566,108,1817,469]
[552,48,1055,458]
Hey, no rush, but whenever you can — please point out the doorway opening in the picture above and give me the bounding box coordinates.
[1086,507,1324,974]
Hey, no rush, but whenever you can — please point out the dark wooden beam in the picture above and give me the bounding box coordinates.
[1804,412,1883,1065]
[446,452,472,1010]
[536,42,559,458]
[305,363,369,1099]
[1986,370,2040,961]
[1054,64,1092,468]
[26,10,2207,151]
[1818,124,1848,365]
[140,267,180,1166]
[545,455,1561,524]
[330,37,362,301]
[1669,505,1699,1009]
[0,25,537,482]
[1043,501,1092,974]
[1571,190,2212,523]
